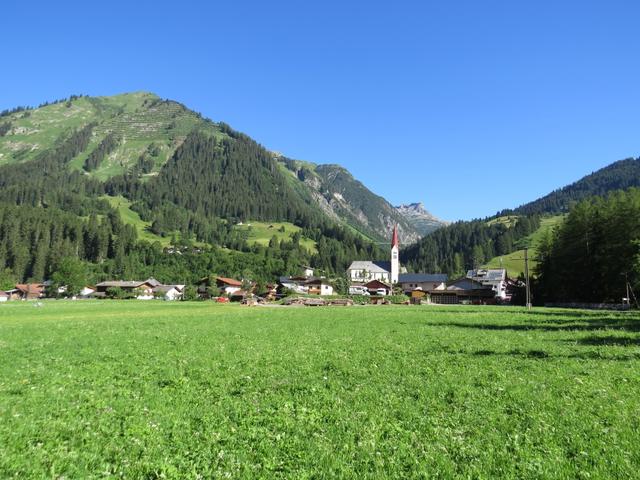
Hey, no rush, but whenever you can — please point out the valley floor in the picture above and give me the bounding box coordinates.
[1,302,639,478]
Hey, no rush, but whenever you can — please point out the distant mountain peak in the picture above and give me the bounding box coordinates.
[394,202,448,236]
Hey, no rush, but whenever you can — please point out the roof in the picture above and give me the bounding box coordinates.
[95,281,150,288]
[446,278,490,291]
[145,277,162,287]
[15,284,44,294]
[153,285,184,293]
[305,277,331,285]
[347,261,391,274]
[466,269,506,282]
[399,273,448,283]
[364,279,392,289]
[391,224,399,248]
[216,277,242,287]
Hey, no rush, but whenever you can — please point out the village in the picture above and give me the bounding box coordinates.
[0,226,519,306]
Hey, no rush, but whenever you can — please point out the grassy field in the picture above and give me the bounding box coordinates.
[1,302,639,478]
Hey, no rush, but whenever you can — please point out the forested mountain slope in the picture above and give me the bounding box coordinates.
[506,157,640,215]
[403,157,640,278]
[0,92,401,284]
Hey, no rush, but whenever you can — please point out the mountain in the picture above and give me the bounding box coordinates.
[0,92,435,284]
[506,157,640,216]
[402,156,640,276]
[0,92,436,245]
[394,202,448,236]
[275,157,424,244]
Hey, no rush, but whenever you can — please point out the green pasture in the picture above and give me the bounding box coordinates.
[1,302,639,478]
[234,221,317,253]
[484,215,565,276]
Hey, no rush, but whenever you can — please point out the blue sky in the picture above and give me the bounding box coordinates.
[3,1,640,221]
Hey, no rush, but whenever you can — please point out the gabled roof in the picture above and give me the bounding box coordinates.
[15,284,45,294]
[145,277,162,287]
[466,269,506,282]
[446,278,489,291]
[364,279,392,289]
[95,280,151,288]
[216,277,242,287]
[399,273,448,283]
[347,261,391,274]
[153,285,184,293]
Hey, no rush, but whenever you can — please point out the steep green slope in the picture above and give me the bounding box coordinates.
[0,92,386,283]
[482,215,564,276]
[507,157,640,215]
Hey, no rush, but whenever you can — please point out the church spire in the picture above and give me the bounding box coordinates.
[391,224,399,248]
[390,224,399,284]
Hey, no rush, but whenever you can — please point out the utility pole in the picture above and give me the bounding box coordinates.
[524,247,532,310]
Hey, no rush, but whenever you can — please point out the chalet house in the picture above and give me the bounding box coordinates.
[13,284,45,300]
[398,273,448,294]
[95,280,156,299]
[278,276,310,294]
[278,276,334,296]
[429,278,495,305]
[306,278,334,296]
[0,291,8,302]
[215,277,243,295]
[466,269,507,299]
[198,277,243,297]
[153,285,185,301]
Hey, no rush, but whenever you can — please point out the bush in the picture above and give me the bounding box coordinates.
[386,295,409,304]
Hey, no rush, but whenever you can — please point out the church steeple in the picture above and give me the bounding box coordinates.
[390,224,399,283]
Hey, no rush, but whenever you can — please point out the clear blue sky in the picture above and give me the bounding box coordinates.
[3,1,640,221]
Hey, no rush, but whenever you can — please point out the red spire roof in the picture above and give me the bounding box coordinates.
[391,224,399,248]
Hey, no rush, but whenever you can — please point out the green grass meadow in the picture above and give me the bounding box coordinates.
[1,302,639,478]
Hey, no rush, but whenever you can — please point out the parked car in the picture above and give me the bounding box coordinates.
[349,286,370,295]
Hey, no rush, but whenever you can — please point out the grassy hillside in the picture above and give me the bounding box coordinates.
[233,221,317,253]
[483,215,564,276]
[101,195,171,246]
[2,302,639,477]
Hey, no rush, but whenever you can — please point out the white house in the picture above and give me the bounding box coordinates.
[466,268,507,299]
[153,285,185,301]
[347,225,401,284]
[0,291,8,302]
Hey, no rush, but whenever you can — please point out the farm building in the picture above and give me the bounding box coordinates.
[94,280,156,299]
[398,273,448,294]
[429,278,496,305]
[11,284,45,300]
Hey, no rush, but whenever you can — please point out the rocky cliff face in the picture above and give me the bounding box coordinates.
[394,202,448,236]
[276,158,424,244]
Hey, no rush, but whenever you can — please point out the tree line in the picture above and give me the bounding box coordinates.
[535,188,640,303]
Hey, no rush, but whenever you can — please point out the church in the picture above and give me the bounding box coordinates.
[347,225,400,284]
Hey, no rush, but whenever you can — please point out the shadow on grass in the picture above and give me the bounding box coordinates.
[575,335,640,347]
[470,347,640,361]
[438,315,640,333]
